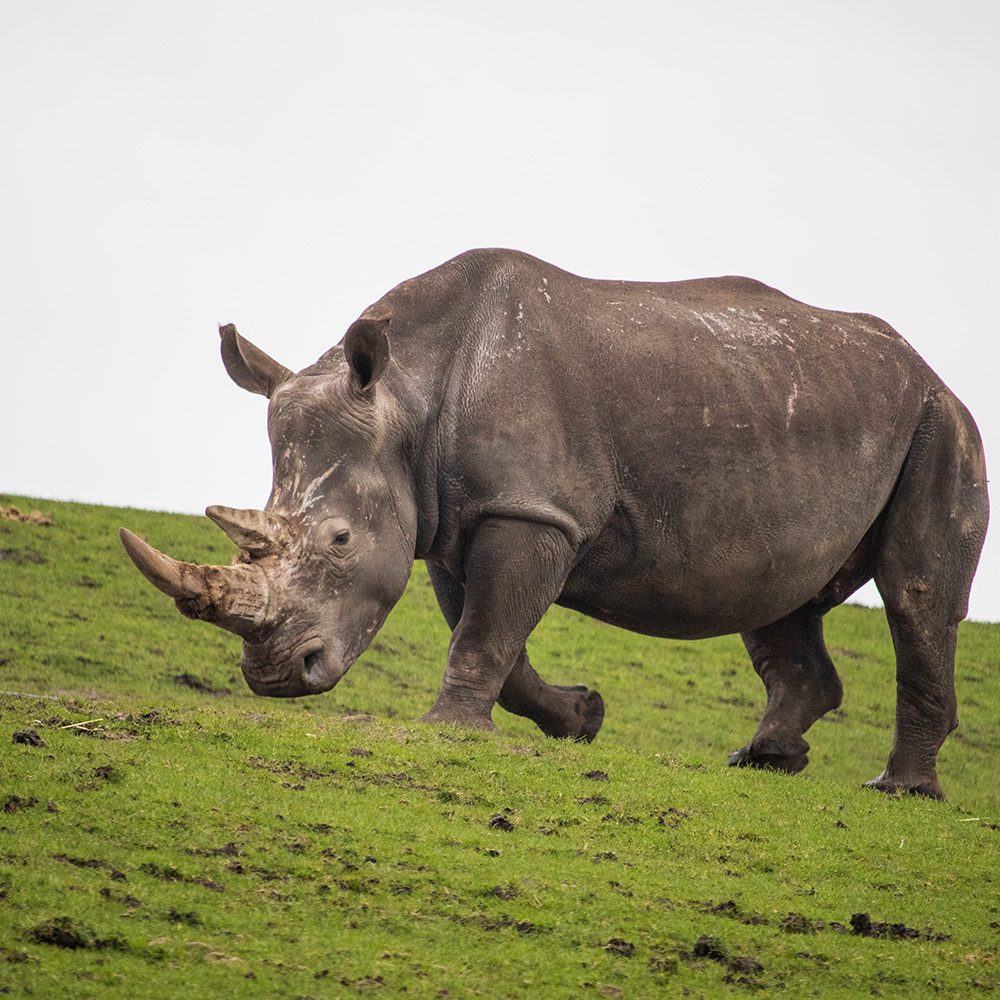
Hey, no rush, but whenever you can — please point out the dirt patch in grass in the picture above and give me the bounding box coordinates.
[27,916,125,951]
[471,913,542,935]
[0,506,52,526]
[774,910,950,941]
[604,938,635,956]
[99,888,143,908]
[3,796,39,814]
[655,807,691,827]
[780,912,826,934]
[487,884,517,900]
[850,912,950,941]
[139,862,225,893]
[93,764,124,782]
[171,673,230,696]
[246,756,333,781]
[681,935,765,984]
[0,945,34,964]
[187,842,240,858]
[0,547,46,565]
[696,898,770,925]
[52,854,127,881]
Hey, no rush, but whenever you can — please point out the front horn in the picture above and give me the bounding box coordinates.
[119,528,270,639]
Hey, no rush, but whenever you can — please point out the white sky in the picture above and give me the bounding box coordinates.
[2,2,998,621]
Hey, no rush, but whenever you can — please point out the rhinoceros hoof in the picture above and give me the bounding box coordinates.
[542,686,604,742]
[863,773,945,800]
[728,744,809,774]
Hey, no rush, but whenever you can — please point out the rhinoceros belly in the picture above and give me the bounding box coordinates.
[558,519,860,639]
[557,415,914,638]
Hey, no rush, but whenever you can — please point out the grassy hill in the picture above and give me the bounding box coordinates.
[1,494,997,998]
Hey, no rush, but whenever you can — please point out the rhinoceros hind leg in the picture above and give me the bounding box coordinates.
[732,606,842,775]
[867,392,988,800]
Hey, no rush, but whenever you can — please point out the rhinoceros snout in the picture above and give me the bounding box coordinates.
[241,639,344,698]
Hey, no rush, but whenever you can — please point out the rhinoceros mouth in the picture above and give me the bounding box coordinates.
[242,638,343,697]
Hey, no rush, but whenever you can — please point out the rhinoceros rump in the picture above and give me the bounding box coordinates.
[121,249,989,799]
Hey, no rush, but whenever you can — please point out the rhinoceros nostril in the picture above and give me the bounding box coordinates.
[303,649,323,674]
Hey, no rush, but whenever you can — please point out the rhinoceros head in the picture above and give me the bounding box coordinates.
[120,313,417,697]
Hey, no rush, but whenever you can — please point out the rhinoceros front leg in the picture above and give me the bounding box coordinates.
[425,562,604,740]
[420,518,586,732]
[730,606,843,774]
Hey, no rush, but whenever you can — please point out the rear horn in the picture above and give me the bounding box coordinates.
[206,505,287,557]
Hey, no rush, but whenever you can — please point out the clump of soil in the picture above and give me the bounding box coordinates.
[488,814,515,831]
[11,730,45,748]
[850,912,950,941]
[27,917,125,951]
[575,794,610,806]
[724,954,766,986]
[691,935,728,962]
[604,938,635,957]
[583,770,609,781]
[656,807,690,828]
[3,795,38,814]
[781,912,823,934]
[772,911,949,941]
[681,935,765,982]
[473,914,538,935]
[648,953,679,974]
[728,955,765,975]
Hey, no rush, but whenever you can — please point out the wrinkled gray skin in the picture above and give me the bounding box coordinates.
[121,249,989,799]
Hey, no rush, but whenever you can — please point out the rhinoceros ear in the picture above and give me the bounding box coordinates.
[343,308,391,392]
[219,323,293,398]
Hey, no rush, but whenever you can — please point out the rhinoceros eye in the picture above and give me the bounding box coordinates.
[334,530,351,546]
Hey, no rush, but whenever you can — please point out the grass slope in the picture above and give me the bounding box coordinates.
[1,495,998,998]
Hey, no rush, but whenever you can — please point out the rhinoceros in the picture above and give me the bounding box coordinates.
[120,249,989,798]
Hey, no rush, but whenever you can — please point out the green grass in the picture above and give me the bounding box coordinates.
[1,494,998,998]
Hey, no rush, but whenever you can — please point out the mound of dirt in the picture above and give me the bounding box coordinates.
[11,730,45,748]
[0,506,52,526]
